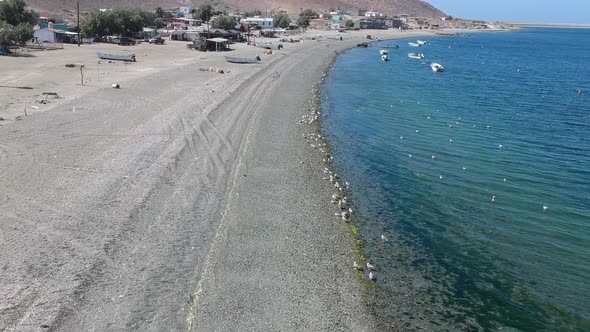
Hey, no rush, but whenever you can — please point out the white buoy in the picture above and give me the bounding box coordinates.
[381,234,388,242]
[112,83,120,89]
[369,271,376,281]
[543,205,549,212]
[366,261,375,270]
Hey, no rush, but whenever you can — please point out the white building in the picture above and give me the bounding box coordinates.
[240,16,274,28]
[179,7,192,17]
[365,11,384,18]
[34,28,65,43]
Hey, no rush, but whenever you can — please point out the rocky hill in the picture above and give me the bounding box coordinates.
[26,0,445,18]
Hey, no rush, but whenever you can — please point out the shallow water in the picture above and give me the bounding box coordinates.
[322,28,590,331]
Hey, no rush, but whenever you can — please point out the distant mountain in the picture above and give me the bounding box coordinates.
[26,0,445,18]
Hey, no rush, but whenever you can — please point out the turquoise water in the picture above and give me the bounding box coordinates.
[322,28,590,331]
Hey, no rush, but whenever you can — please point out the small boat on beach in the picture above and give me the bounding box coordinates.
[381,54,389,62]
[379,49,389,55]
[408,42,420,47]
[224,56,260,64]
[408,53,425,60]
[96,51,136,62]
[431,63,444,72]
[357,42,369,48]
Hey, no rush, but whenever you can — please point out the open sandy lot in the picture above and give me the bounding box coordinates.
[0,29,432,331]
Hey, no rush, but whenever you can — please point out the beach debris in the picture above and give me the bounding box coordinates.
[353,261,363,271]
[30,105,39,109]
[341,211,350,221]
[543,205,549,213]
[381,234,388,242]
[366,261,376,271]
[199,67,225,74]
[112,83,120,89]
[65,64,76,68]
[492,195,496,203]
[369,271,376,281]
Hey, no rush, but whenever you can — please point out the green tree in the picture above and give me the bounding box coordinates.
[300,9,318,18]
[155,7,164,18]
[297,8,317,28]
[0,21,15,46]
[346,19,354,28]
[211,15,235,29]
[0,0,38,26]
[195,4,214,22]
[12,22,32,45]
[275,12,290,28]
[244,10,262,17]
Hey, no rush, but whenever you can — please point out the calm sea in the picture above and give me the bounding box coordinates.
[322,28,590,331]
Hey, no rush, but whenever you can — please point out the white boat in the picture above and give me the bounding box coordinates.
[408,53,425,60]
[379,49,389,55]
[381,54,389,62]
[431,63,444,72]
[408,42,420,47]
[417,40,428,45]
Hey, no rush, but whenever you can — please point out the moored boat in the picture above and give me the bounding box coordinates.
[381,54,389,62]
[431,62,444,72]
[408,53,425,60]
[408,42,420,47]
[417,40,428,45]
[96,51,136,62]
[379,49,389,55]
[225,56,260,64]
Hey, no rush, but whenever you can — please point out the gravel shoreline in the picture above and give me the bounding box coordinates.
[0,29,432,331]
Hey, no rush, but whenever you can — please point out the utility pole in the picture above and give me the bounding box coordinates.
[77,0,80,47]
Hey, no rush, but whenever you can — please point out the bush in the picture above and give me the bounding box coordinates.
[211,15,235,30]
[275,12,290,28]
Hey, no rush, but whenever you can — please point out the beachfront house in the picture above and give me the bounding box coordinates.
[34,28,64,43]
[365,11,384,18]
[240,16,274,29]
[179,7,193,17]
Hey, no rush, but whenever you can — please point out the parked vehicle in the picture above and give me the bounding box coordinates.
[148,36,165,45]
[118,37,136,46]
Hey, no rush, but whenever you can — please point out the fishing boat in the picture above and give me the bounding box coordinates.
[379,49,389,55]
[417,40,428,46]
[408,53,425,60]
[96,51,136,62]
[408,42,420,47]
[224,56,260,64]
[381,54,389,62]
[431,63,444,72]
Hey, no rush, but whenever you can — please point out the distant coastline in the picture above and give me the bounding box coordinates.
[508,22,590,29]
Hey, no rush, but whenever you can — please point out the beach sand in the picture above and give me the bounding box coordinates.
[0,29,432,331]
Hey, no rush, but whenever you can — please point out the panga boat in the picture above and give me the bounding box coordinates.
[381,54,389,62]
[408,42,420,47]
[417,40,428,46]
[408,53,425,60]
[379,49,389,55]
[96,51,136,62]
[224,56,260,64]
[431,63,444,72]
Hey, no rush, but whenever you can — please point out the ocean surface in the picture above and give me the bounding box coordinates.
[321,28,590,331]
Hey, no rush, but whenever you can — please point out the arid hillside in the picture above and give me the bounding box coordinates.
[26,0,445,18]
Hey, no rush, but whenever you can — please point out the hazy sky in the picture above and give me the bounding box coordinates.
[426,0,589,24]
